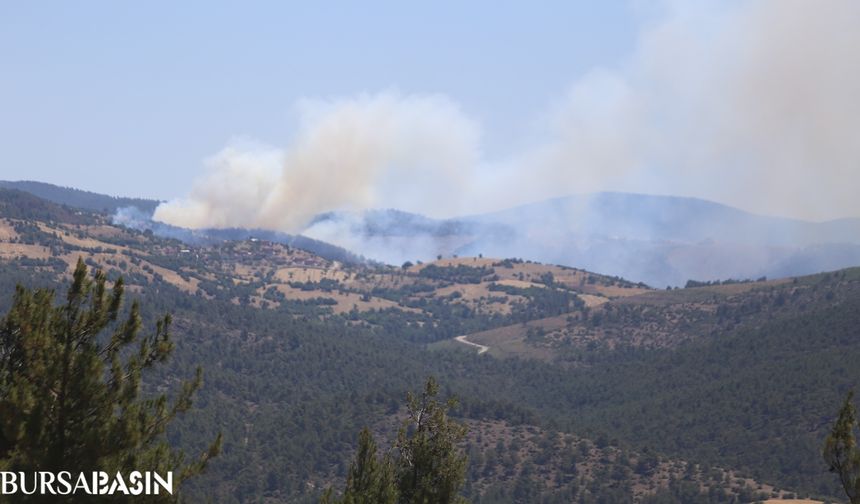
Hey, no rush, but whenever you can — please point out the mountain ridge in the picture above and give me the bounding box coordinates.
[0,180,162,214]
[5,180,860,288]
[305,193,860,287]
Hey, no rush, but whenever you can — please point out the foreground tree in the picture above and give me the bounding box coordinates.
[823,391,860,503]
[324,377,468,504]
[321,428,397,504]
[0,258,220,501]
[395,377,468,504]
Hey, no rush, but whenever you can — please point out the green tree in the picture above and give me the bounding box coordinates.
[324,377,468,504]
[0,258,220,502]
[322,428,397,504]
[395,377,468,504]
[824,391,860,503]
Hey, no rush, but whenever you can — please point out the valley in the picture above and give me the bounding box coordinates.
[0,185,857,503]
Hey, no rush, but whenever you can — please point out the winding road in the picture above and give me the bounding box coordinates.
[455,335,489,355]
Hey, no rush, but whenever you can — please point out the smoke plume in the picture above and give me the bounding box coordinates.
[521,0,860,221]
[153,93,480,231]
[155,0,860,235]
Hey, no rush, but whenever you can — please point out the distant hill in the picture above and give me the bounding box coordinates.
[7,180,860,287]
[113,206,367,265]
[303,193,860,287]
[0,180,161,214]
[471,192,860,247]
[0,188,97,224]
[0,182,366,264]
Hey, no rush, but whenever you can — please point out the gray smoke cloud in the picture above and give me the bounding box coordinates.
[495,0,860,221]
[154,92,480,231]
[155,0,860,236]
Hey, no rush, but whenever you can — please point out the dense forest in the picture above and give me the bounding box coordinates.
[0,187,857,503]
[0,180,161,214]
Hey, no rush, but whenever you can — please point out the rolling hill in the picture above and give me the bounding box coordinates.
[0,179,161,214]
[7,180,860,289]
[0,187,857,502]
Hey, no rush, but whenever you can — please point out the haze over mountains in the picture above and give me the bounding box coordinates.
[305,192,860,287]
[4,181,859,287]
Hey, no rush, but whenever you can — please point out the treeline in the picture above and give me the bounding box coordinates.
[0,188,97,224]
[684,277,767,288]
[0,179,161,214]
[419,264,495,284]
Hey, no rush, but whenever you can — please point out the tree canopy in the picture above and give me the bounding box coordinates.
[325,377,468,504]
[0,258,219,502]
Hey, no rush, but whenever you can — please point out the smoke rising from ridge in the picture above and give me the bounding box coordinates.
[155,0,860,236]
[154,93,480,231]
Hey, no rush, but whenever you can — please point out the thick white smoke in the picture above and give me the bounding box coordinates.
[509,0,860,221]
[154,92,480,231]
[155,0,860,234]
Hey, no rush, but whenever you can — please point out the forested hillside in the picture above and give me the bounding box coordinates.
[0,190,856,503]
[0,180,161,213]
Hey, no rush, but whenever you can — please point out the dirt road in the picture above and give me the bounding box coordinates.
[455,335,489,355]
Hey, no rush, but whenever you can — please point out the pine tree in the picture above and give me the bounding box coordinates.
[395,377,468,504]
[0,258,220,502]
[322,428,397,504]
[323,377,468,504]
[823,391,860,503]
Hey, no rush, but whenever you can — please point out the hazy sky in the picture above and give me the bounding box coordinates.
[3,1,859,223]
[0,2,636,197]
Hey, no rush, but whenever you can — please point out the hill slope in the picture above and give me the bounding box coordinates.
[0,180,161,213]
[0,189,855,503]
